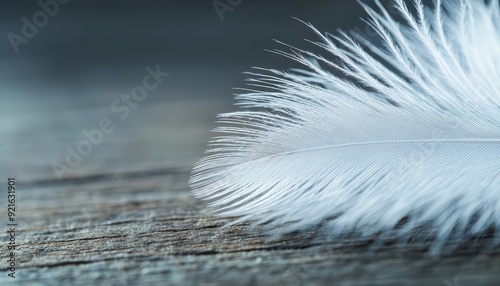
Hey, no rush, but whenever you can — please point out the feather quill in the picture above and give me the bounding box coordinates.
[190,0,500,254]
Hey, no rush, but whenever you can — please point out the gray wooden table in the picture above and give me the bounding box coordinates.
[1,98,499,286]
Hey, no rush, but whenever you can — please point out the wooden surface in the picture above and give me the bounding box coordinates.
[1,99,500,286]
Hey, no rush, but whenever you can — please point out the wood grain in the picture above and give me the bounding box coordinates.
[1,100,499,286]
[0,167,498,286]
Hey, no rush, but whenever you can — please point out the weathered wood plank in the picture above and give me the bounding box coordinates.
[1,168,500,286]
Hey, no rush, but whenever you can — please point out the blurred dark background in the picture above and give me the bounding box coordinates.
[0,0,380,180]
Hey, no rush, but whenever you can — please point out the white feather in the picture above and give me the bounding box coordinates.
[190,0,500,255]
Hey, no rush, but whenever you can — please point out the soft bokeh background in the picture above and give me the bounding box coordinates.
[0,0,383,181]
